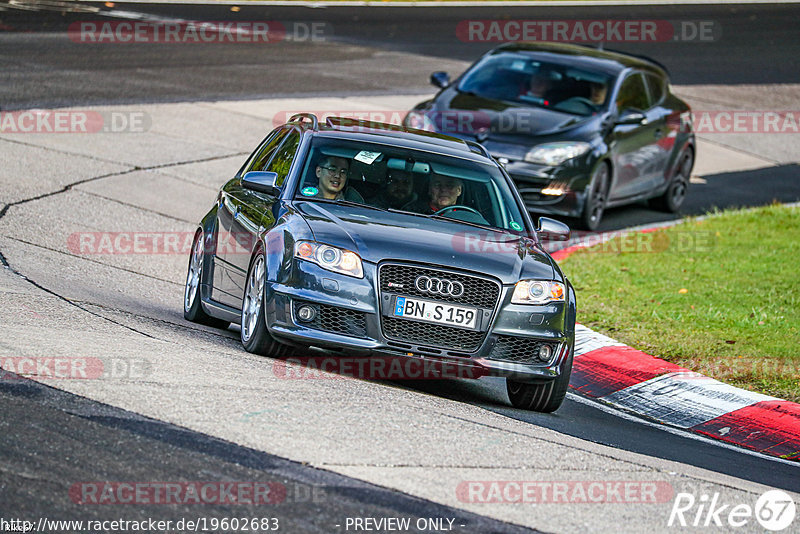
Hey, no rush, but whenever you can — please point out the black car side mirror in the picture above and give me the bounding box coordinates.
[242,171,280,196]
[615,109,647,126]
[430,71,451,89]
[535,217,570,242]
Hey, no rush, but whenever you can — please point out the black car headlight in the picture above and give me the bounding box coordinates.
[512,280,565,305]
[294,241,364,278]
[524,142,591,166]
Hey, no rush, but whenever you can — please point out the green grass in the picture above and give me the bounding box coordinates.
[562,204,800,402]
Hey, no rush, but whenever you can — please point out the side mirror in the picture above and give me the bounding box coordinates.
[430,71,451,89]
[536,217,570,242]
[615,109,647,126]
[242,171,280,196]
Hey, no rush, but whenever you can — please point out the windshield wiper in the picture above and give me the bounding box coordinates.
[429,213,506,233]
[306,198,389,212]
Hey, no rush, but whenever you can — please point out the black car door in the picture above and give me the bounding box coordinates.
[213,128,289,308]
[640,72,675,193]
[608,71,661,200]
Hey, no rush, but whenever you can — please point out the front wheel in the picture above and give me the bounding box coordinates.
[506,351,573,413]
[579,163,609,231]
[241,248,293,358]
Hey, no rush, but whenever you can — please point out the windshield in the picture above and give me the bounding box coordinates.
[459,53,613,116]
[294,137,530,233]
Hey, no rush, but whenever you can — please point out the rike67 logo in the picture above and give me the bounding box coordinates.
[668,489,796,531]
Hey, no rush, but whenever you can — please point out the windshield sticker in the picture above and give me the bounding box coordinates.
[354,151,382,165]
[301,186,318,197]
[510,221,523,231]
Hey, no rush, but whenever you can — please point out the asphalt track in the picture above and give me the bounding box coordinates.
[2,1,800,532]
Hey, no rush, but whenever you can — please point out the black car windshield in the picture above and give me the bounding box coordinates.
[458,53,613,116]
[294,137,530,233]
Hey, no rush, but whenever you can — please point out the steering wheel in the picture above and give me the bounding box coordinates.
[433,205,482,217]
[558,97,598,113]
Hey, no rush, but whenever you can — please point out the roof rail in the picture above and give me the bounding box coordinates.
[288,113,319,130]
[465,140,492,159]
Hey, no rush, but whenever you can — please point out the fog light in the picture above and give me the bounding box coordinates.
[537,344,553,361]
[541,187,564,196]
[297,305,316,322]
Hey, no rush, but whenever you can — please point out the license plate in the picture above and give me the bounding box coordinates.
[393,296,478,329]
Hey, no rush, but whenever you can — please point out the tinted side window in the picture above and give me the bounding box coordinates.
[266,131,301,187]
[245,129,289,173]
[616,73,650,112]
[645,73,666,105]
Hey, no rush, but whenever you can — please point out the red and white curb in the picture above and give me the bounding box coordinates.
[554,217,800,461]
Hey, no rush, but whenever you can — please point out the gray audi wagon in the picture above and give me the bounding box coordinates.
[184,114,577,412]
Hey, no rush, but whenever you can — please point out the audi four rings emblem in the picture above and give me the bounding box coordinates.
[415,276,465,297]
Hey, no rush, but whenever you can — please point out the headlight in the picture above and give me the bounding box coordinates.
[404,110,436,132]
[524,142,591,166]
[512,280,565,305]
[294,241,364,278]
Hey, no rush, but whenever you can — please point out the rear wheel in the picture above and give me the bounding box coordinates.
[649,147,693,212]
[579,163,609,231]
[241,248,293,357]
[184,230,229,328]
[506,351,573,413]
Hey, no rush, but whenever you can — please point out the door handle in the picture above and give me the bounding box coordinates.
[654,128,663,138]
[234,206,241,219]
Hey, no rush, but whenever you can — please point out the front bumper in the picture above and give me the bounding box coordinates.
[502,159,590,218]
[264,259,573,382]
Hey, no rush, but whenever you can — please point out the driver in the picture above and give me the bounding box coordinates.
[403,175,463,215]
[590,82,608,105]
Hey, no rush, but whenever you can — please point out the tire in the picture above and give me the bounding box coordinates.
[184,229,229,329]
[240,247,294,357]
[506,351,573,413]
[649,147,693,213]
[579,163,609,231]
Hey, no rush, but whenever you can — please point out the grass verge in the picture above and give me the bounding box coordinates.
[561,203,800,402]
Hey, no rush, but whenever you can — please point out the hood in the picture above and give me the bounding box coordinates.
[429,89,599,143]
[296,201,555,284]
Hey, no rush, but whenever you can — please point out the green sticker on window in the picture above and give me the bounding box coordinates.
[301,186,318,197]
[510,221,523,231]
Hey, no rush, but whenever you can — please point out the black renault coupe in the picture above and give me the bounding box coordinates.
[404,42,696,230]
[184,114,576,412]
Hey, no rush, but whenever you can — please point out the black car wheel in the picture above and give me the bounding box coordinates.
[650,147,693,213]
[184,230,229,328]
[506,351,573,413]
[580,163,609,231]
[241,247,293,357]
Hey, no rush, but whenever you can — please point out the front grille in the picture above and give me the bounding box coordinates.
[382,317,486,352]
[293,300,367,338]
[489,335,557,364]
[379,264,500,309]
